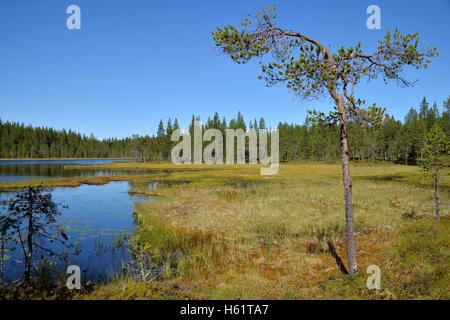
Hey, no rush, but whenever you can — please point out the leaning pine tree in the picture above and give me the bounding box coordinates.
[213,6,437,273]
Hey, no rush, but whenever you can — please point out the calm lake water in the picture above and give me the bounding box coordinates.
[0,159,131,182]
[0,160,153,283]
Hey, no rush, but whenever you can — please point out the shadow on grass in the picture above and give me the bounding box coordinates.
[361,174,407,182]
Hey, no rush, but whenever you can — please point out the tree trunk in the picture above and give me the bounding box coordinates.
[405,148,409,166]
[0,231,4,286]
[25,187,33,284]
[335,94,358,274]
[435,174,441,219]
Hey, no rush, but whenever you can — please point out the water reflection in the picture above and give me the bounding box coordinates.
[0,159,163,182]
[0,182,151,283]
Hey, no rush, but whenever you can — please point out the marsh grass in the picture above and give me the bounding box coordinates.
[2,161,448,299]
[79,162,449,299]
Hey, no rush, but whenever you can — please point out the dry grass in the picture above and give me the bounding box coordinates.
[3,161,446,299]
[78,162,449,299]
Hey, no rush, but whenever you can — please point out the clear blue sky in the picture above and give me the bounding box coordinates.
[0,0,449,139]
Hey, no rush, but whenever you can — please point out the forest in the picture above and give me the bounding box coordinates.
[1,96,449,164]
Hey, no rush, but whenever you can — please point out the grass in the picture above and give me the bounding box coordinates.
[318,217,450,299]
[80,162,449,300]
[383,217,450,299]
[2,161,448,299]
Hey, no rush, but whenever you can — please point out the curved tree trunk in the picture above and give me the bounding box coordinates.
[334,93,358,274]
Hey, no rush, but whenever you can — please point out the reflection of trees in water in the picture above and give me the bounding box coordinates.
[0,186,78,286]
[0,185,156,292]
[79,232,131,282]
[0,164,65,177]
[81,233,162,284]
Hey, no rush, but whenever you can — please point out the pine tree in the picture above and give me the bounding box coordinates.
[258,117,266,130]
[157,120,165,138]
[173,118,180,131]
[419,97,429,120]
[2,187,72,283]
[421,124,449,219]
[213,7,437,273]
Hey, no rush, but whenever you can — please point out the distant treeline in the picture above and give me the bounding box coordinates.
[1,96,449,164]
[280,96,450,164]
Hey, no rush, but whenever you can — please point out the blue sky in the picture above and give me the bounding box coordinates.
[0,0,449,138]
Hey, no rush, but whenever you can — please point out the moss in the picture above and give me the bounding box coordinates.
[81,280,190,300]
[383,217,450,299]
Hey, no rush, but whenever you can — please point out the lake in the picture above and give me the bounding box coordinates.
[0,160,153,284]
[0,159,131,182]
